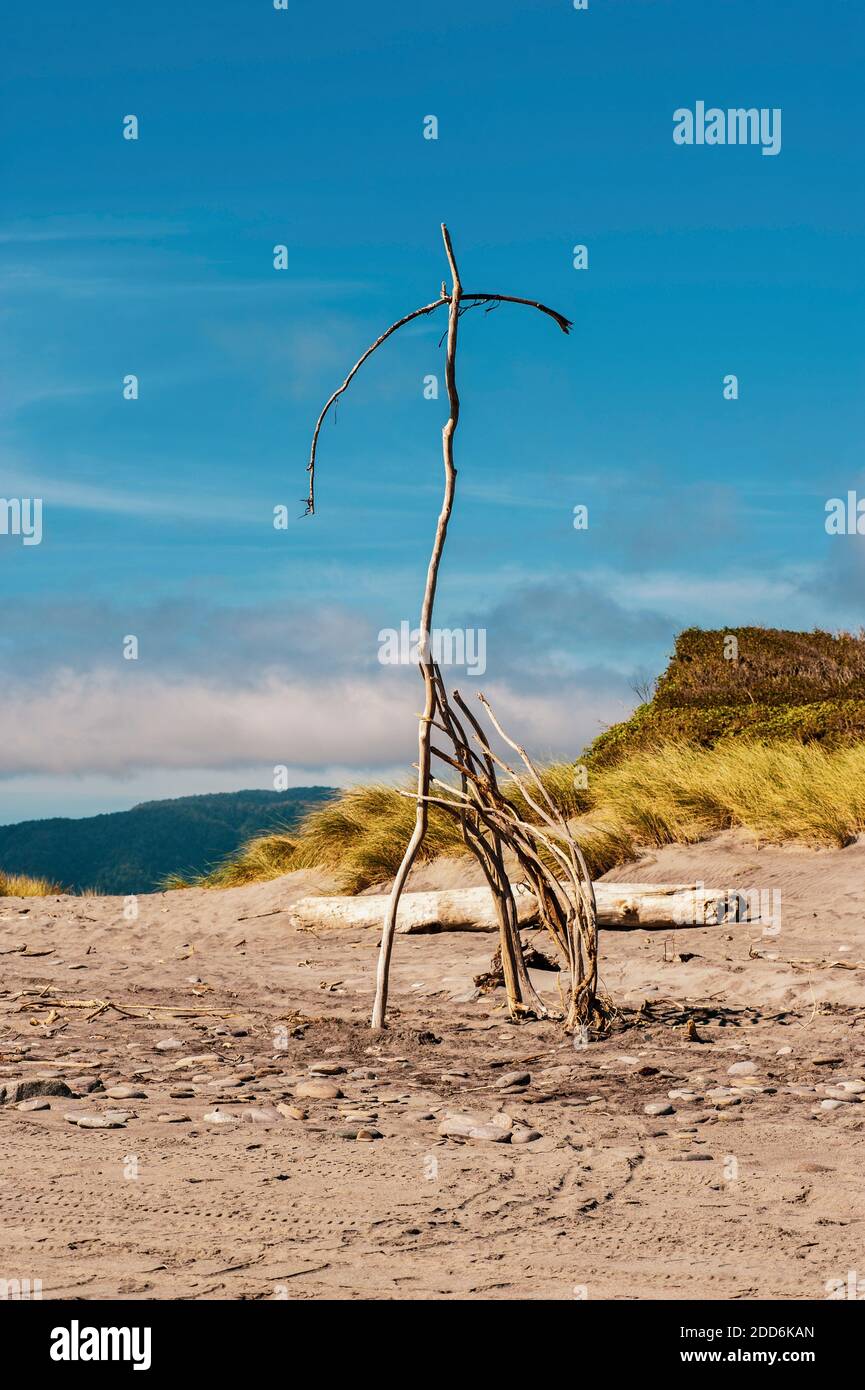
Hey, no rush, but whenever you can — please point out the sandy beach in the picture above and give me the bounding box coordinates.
[2,829,864,1301]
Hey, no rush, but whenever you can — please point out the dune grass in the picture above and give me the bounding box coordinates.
[186,738,865,893]
[588,739,865,854]
[193,783,467,893]
[190,764,587,892]
[0,869,63,896]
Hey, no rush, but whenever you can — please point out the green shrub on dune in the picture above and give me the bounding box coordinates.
[655,625,865,707]
[584,626,865,769]
[585,696,865,770]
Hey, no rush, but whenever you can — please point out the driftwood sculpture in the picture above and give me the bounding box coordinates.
[306,224,596,1030]
[418,667,602,1032]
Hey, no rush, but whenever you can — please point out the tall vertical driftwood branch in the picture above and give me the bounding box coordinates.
[371,226,462,1027]
[305,225,572,1029]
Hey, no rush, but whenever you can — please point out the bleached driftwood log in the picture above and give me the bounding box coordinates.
[289,882,762,935]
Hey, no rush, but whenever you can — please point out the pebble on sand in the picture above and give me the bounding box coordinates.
[66,1114,126,1129]
[1,1079,73,1105]
[295,1079,343,1100]
[276,1103,308,1120]
[511,1127,542,1144]
[467,1123,512,1143]
[644,1102,674,1117]
[73,1078,105,1095]
[438,1112,484,1138]
[203,1108,241,1124]
[497,1071,530,1089]
[437,1110,522,1143]
[171,1054,220,1070]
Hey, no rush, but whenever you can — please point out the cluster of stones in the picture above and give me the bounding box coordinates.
[0,1039,551,1145]
[640,1053,865,1124]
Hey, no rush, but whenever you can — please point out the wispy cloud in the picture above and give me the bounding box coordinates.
[0,215,191,244]
[0,262,371,300]
[0,471,265,524]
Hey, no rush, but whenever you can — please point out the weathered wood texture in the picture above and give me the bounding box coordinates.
[289,882,762,934]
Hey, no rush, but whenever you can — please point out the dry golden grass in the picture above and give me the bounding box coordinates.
[196,783,468,892]
[0,869,62,896]
[187,739,865,893]
[589,739,865,851]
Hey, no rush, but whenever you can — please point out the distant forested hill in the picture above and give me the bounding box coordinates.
[0,788,335,895]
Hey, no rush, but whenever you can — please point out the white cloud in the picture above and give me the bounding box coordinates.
[0,668,622,780]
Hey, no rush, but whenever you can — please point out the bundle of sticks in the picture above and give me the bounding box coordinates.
[406,665,605,1033]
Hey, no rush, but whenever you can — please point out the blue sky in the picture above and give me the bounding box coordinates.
[1,0,863,821]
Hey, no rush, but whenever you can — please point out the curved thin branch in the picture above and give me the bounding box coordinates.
[461,292,572,335]
[305,296,448,514]
[305,287,570,514]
